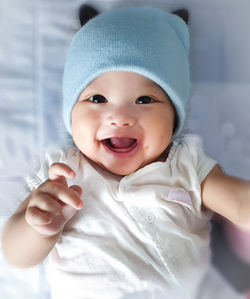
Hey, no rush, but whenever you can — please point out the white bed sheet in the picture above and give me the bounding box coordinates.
[1,0,250,298]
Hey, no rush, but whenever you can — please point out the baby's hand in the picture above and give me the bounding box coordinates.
[25,163,83,237]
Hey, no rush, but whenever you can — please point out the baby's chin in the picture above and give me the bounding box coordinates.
[103,156,169,176]
[100,163,140,176]
[97,157,159,177]
[91,159,144,176]
[84,150,169,176]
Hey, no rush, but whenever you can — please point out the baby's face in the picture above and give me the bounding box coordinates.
[71,71,175,175]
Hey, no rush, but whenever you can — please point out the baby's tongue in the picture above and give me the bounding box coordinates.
[109,138,135,148]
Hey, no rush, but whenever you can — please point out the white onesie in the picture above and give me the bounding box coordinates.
[26,134,244,299]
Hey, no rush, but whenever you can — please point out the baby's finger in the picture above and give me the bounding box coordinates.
[26,206,52,226]
[39,181,82,210]
[69,185,82,197]
[61,205,78,222]
[49,163,76,182]
[69,185,83,208]
[29,192,63,216]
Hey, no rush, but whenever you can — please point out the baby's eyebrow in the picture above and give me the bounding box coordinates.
[143,85,166,95]
[145,81,158,87]
[78,86,98,98]
[141,80,164,91]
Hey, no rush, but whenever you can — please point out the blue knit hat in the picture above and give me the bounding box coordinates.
[63,6,190,138]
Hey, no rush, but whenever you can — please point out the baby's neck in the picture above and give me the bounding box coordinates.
[81,142,173,178]
[156,142,173,163]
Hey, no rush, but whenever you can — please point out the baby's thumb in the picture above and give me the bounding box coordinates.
[69,185,82,197]
[62,185,82,222]
[37,204,79,237]
[61,205,78,222]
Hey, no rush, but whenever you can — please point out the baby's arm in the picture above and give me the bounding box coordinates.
[1,163,83,268]
[201,165,250,230]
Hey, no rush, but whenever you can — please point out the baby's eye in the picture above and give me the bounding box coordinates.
[135,96,154,104]
[89,94,107,103]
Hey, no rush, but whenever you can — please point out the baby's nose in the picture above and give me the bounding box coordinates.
[109,119,134,127]
[107,110,136,127]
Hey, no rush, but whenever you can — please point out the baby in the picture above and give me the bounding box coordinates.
[2,6,250,299]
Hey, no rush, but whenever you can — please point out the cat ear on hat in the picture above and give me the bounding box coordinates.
[79,4,99,27]
[78,5,189,27]
[171,9,189,24]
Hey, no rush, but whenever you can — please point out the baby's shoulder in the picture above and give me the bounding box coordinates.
[172,134,217,183]
[44,145,82,165]
[26,146,84,189]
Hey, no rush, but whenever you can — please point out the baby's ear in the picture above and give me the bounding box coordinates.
[79,4,99,27]
[171,9,189,25]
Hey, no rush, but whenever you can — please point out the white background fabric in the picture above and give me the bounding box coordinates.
[1,0,250,298]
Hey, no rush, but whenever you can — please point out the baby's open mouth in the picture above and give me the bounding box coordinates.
[102,138,137,153]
